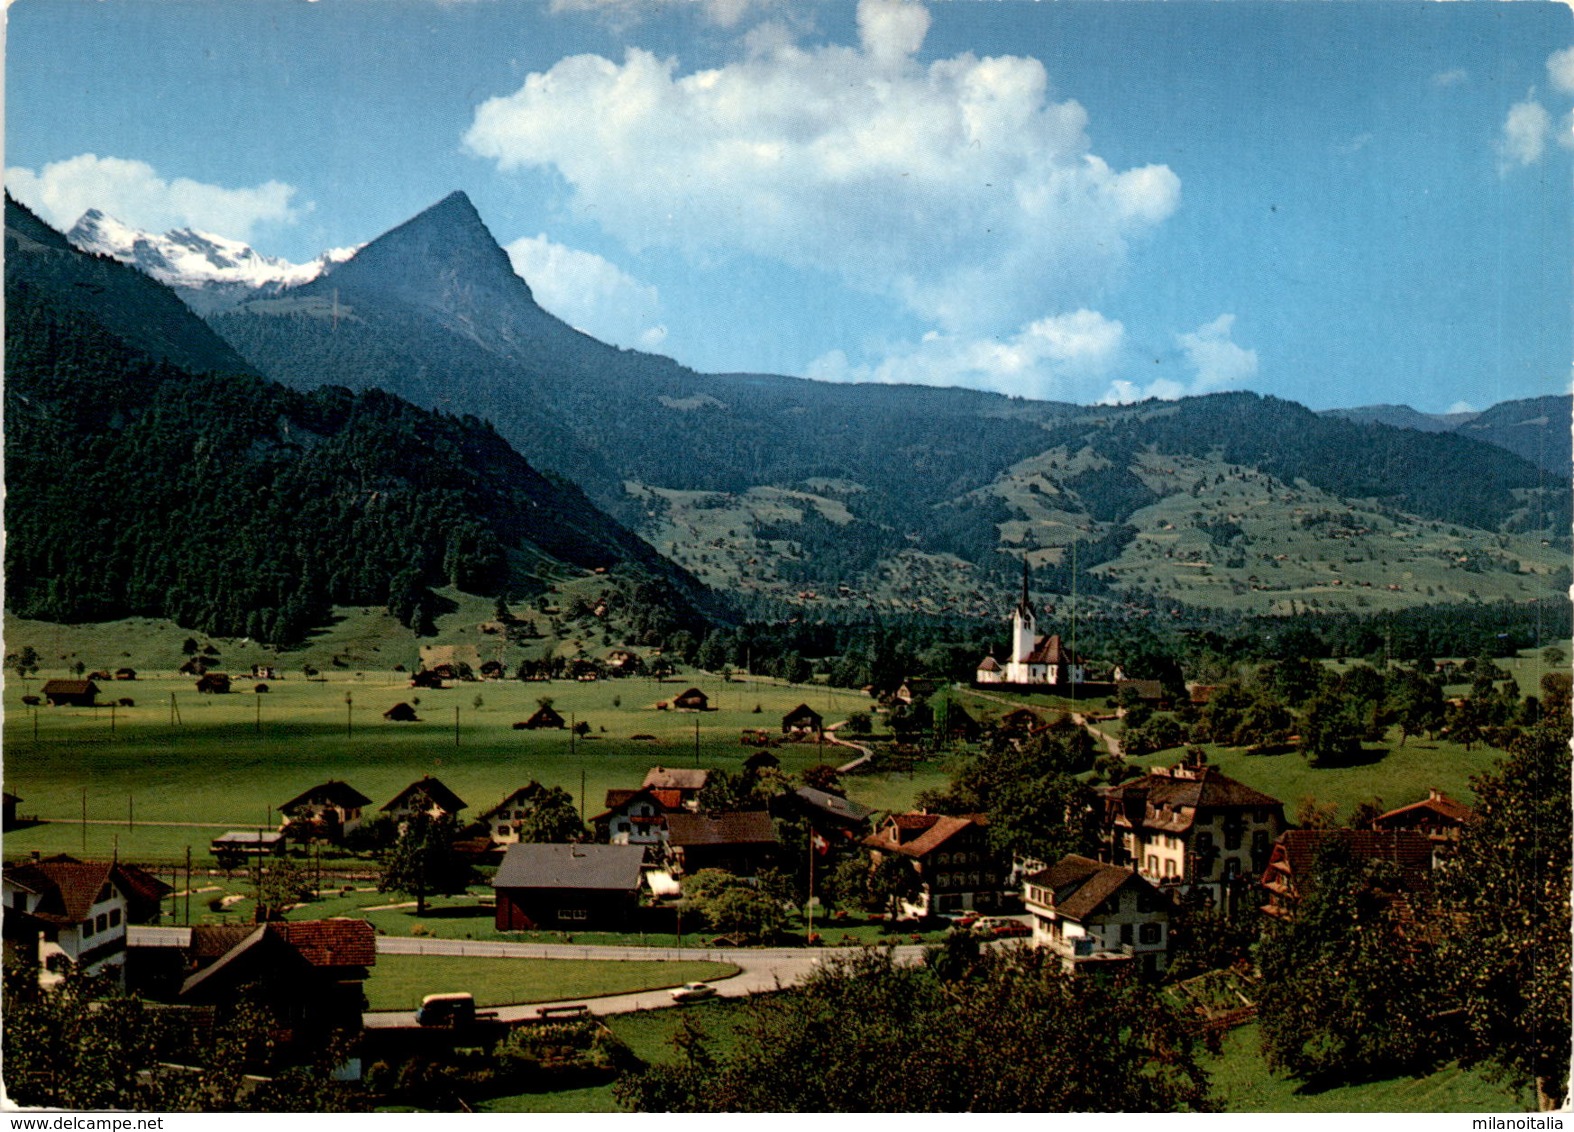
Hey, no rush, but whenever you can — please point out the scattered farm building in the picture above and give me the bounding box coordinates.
[41,680,99,707]
[1260,829,1433,921]
[279,780,373,842]
[518,704,566,730]
[382,776,466,824]
[782,703,824,736]
[671,687,711,711]
[382,702,420,722]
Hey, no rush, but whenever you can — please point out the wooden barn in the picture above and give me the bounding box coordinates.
[41,680,99,707]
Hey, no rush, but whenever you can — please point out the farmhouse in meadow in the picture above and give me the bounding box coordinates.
[641,766,708,810]
[40,679,99,707]
[782,703,823,737]
[279,780,373,841]
[382,775,466,824]
[518,703,566,730]
[671,687,710,711]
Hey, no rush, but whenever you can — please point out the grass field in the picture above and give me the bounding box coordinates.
[1202,1023,1533,1112]
[362,955,739,1012]
[1,643,890,864]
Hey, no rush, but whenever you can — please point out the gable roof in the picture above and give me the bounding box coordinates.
[642,766,709,792]
[1266,829,1433,893]
[592,786,673,822]
[1026,855,1161,922]
[523,704,566,727]
[794,786,872,825]
[783,703,823,725]
[1102,764,1282,833]
[1024,635,1073,665]
[280,780,372,812]
[1374,790,1476,828]
[382,775,467,815]
[41,679,98,696]
[976,656,1001,672]
[4,856,171,925]
[666,810,778,848]
[179,918,376,999]
[493,843,645,892]
[866,812,986,859]
[673,687,709,704]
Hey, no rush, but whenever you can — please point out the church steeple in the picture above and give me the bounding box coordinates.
[1015,558,1033,619]
[1010,560,1037,667]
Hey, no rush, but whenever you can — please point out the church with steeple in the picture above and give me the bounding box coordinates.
[975,565,1085,687]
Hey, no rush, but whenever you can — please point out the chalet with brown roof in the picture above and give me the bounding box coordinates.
[864,812,1003,917]
[40,679,98,707]
[1099,757,1284,907]
[2,855,170,982]
[114,667,137,681]
[641,766,709,811]
[174,919,375,1054]
[1260,829,1433,921]
[896,678,940,704]
[1372,789,1477,859]
[672,687,711,711]
[666,811,780,877]
[382,775,467,824]
[195,673,231,694]
[1024,855,1172,975]
[519,704,566,730]
[592,787,677,851]
[279,780,372,841]
[477,783,574,846]
[782,703,824,736]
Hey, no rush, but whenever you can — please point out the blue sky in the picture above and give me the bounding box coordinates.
[7,0,1571,413]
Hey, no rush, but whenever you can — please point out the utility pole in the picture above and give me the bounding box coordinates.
[128,793,133,830]
[453,705,460,748]
[81,788,87,853]
[345,691,353,739]
[110,702,116,740]
[694,716,701,768]
[256,694,261,734]
[185,846,192,926]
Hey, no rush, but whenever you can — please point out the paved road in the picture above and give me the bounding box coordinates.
[363,937,929,1027]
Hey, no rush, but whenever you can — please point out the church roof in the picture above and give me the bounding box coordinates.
[1025,634,1074,664]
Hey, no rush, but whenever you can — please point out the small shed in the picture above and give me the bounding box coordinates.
[114,668,138,681]
[3,791,21,830]
[41,680,99,707]
[383,702,420,722]
[743,750,781,773]
[520,704,566,730]
[195,673,231,694]
[210,830,286,860]
[781,703,824,736]
[672,687,710,711]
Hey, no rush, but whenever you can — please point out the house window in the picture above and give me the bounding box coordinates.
[1224,823,1243,851]
[969,872,980,888]
[938,852,950,866]
[1139,922,1161,945]
[82,919,94,938]
[1120,923,1134,944]
[96,913,108,934]
[1146,855,1158,876]
[497,825,510,837]
[560,908,589,921]
[108,908,121,928]
[1163,858,1177,878]
[1196,832,1214,855]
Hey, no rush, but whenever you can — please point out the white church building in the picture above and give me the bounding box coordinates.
[976,569,1085,687]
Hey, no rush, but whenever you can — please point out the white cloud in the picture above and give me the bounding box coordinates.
[1431,68,1468,89]
[807,308,1124,401]
[1499,97,1551,171]
[1548,47,1574,96]
[464,0,1178,338]
[5,154,300,241]
[505,234,666,349]
[1447,400,1476,415]
[1098,313,1255,405]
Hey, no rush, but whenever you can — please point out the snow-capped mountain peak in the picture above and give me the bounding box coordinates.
[67,209,360,312]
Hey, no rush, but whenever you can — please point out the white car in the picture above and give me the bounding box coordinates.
[669,981,718,1003]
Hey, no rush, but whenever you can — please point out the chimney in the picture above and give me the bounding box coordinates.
[1428,787,1442,802]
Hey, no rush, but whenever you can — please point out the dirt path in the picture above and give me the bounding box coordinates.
[966,688,1123,758]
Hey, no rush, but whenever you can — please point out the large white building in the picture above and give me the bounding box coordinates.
[975,568,1085,687]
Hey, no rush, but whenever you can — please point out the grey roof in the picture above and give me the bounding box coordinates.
[492,843,645,893]
[795,786,871,824]
[666,810,778,847]
[642,766,709,791]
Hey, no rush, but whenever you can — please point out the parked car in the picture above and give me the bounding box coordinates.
[989,920,1032,939]
[416,992,499,1026]
[670,982,718,1003]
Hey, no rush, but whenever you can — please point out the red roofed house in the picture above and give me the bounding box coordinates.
[641,766,708,811]
[665,811,780,878]
[592,787,678,851]
[1372,788,1477,864]
[1260,829,1434,921]
[2,854,171,983]
[279,780,373,842]
[1099,756,1285,908]
[176,919,376,1053]
[1024,855,1172,976]
[864,812,1003,917]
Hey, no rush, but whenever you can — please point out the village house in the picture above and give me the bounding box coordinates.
[1260,828,1433,921]
[864,812,1003,917]
[1372,788,1477,863]
[210,830,286,864]
[40,679,99,707]
[1023,854,1172,976]
[382,776,466,825]
[671,687,711,711]
[641,766,709,811]
[477,785,571,846]
[781,703,824,737]
[974,567,1086,687]
[896,678,940,704]
[492,843,645,931]
[170,919,376,1056]
[279,780,372,842]
[665,811,780,877]
[771,786,873,850]
[518,703,566,730]
[1098,756,1284,908]
[592,787,678,851]
[2,854,170,983]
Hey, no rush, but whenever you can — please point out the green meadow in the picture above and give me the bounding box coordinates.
[362,955,739,1012]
